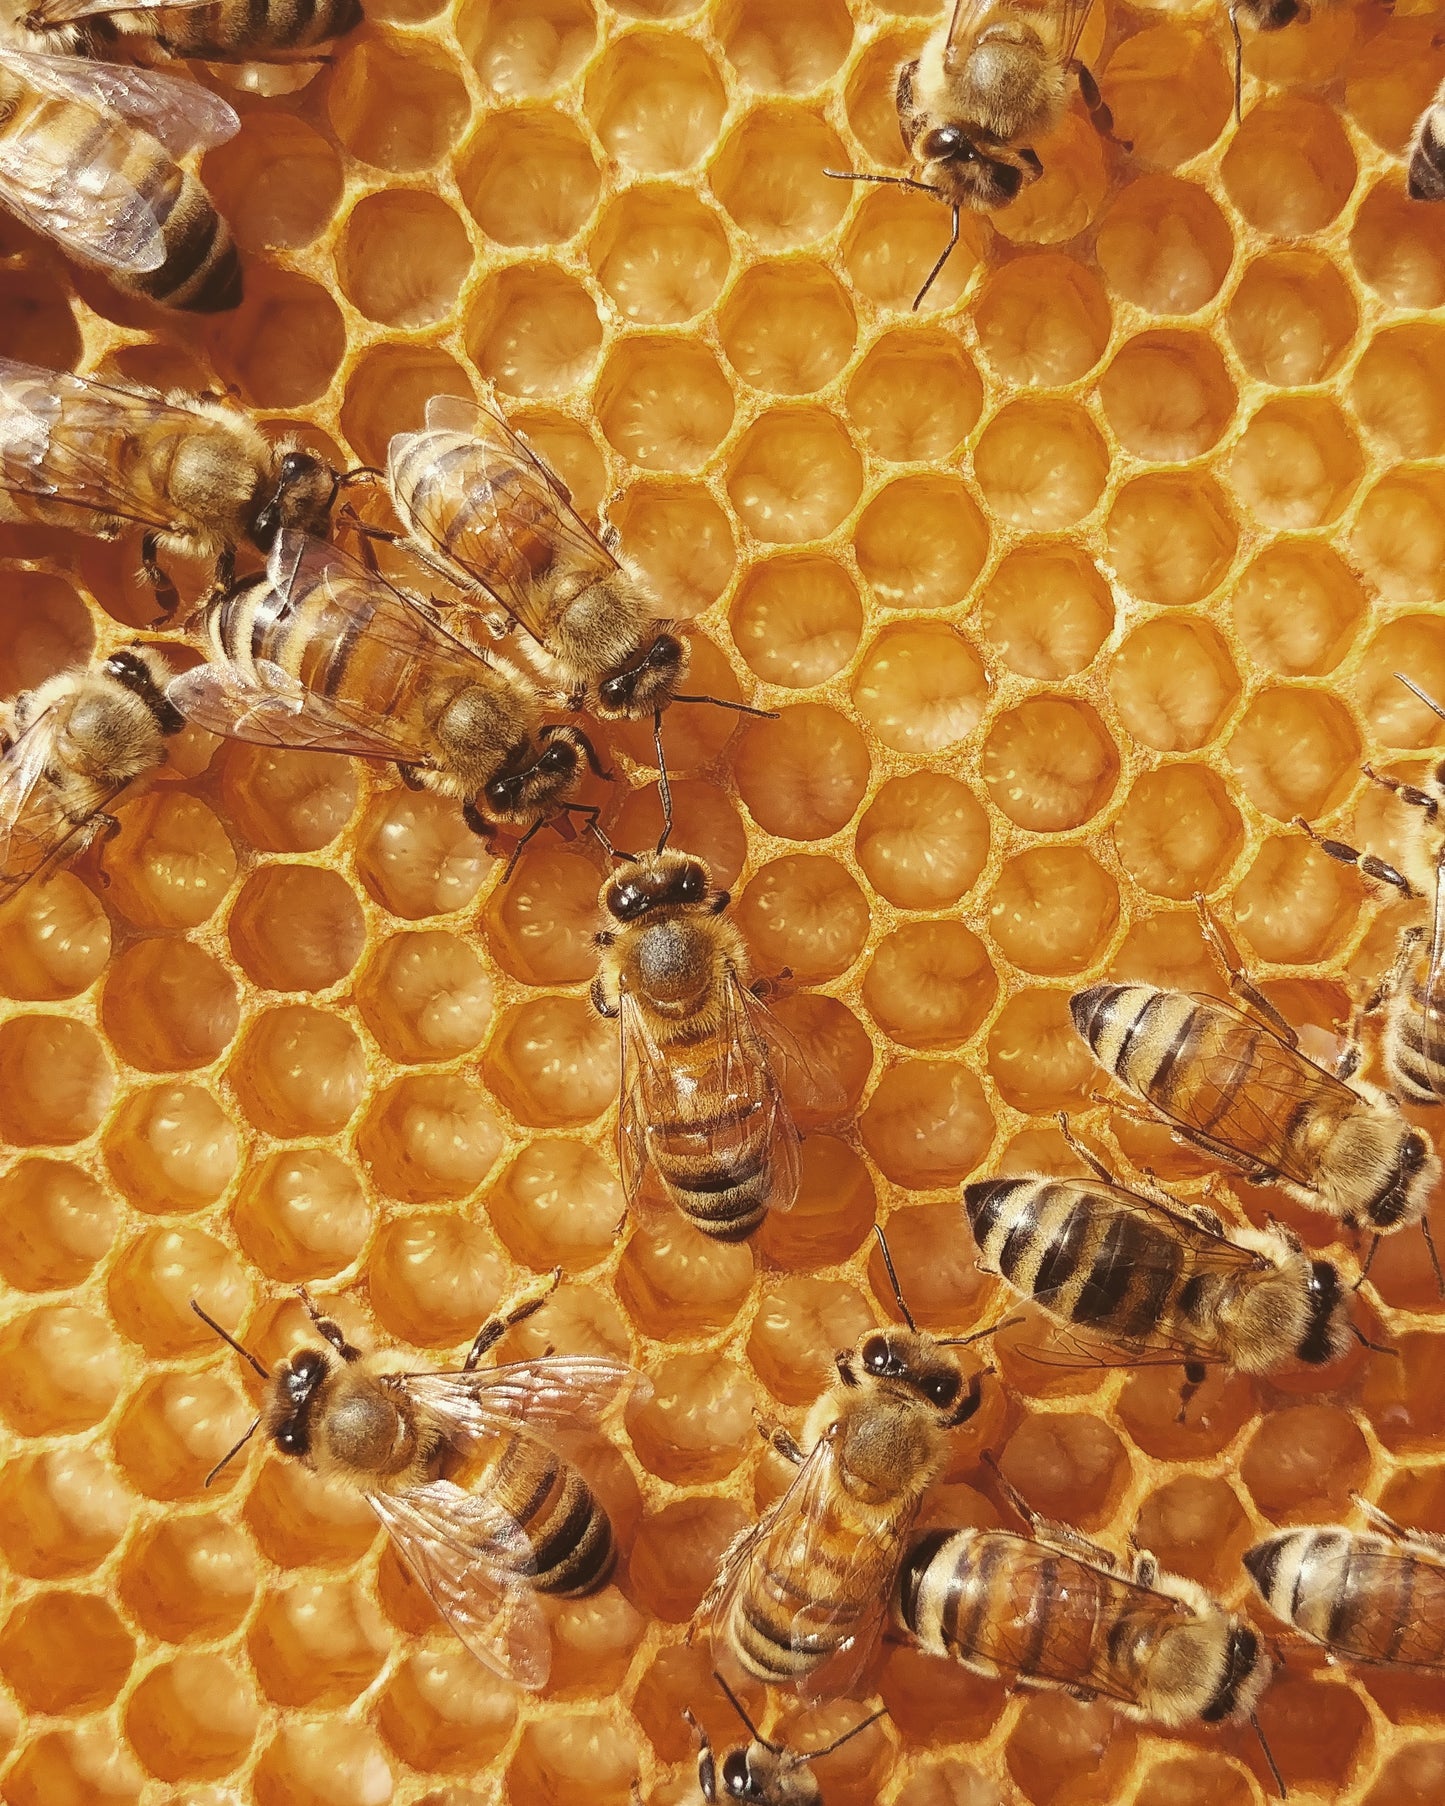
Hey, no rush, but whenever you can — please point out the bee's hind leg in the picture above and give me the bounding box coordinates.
[141,532,182,622]
[1069,59,1131,148]
[1194,894,1300,1046]
[463,1267,563,1369]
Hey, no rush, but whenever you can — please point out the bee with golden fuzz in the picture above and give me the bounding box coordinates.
[193,1274,630,1689]
[24,0,361,67]
[0,48,240,310]
[0,358,351,613]
[1070,898,1442,1273]
[1409,75,1445,201]
[168,533,604,855]
[0,643,181,901]
[699,1227,987,1696]
[1246,1502,1445,1674]
[675,1677,886,1806]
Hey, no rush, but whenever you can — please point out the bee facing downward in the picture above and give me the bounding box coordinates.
[673,1675,886,1806]
[193,1273,631,1689]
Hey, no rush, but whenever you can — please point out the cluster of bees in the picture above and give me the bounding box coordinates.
[1,0,1445,1800]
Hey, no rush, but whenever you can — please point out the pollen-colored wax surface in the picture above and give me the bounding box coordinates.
[1,1,1443,1803]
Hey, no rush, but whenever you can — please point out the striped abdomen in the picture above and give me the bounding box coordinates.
[470,1431,614,1597]
[1246,1529,1445,1669]
[1385,974,1445,1106]
[647,1028,779,1241]
[125,0,361,58]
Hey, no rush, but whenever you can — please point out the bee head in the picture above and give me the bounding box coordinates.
[1247,0,1305,30]
[1297,1260,1351,1365]
[603,850,712,923]
[268,1345,332,1460]
[923,129,1036,211]
[595,633,689,721]
[480,733,582,825]
[721,1746,815,1804]
[855,1330,970,1420]
[251,448,339,550]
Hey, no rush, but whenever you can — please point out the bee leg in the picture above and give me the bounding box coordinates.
[1361,762,1441,823]
[140,533,182,620]
[396,763,427,791]
[1194,894,1300,1046]
[1069,59,1130,150]
[1130,1548,1161,1588]
[1352,1495,1417,1543]
[1176,1361,1208,1422]
[1088,1085,1164,1131]
[983,1450,1120,1567]
[1291,814,1417,898]
[462,1268,563,1370]
[296,1287,362,1360]
[590,976,620,1019]
[1055,1112,1118,1186]
[684,1708,718,1805]
[753,1408,806,1466]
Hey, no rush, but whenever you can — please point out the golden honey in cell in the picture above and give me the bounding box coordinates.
[0,643,181,900]
[0,356,349,611]
[679,1677,886,1806]
[1408,74,1445,199]
[25,0,360,66]
[700,1228,986,1696]
[0,44,240,309]
[1246,1501,1445,1672]
[194,1274,629,1690]
[168,532,602,852]
[1071,901,1442,1259]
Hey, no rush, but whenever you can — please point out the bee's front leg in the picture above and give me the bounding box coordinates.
[141,532,182,620]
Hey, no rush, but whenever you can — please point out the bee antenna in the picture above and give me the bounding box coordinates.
[190,1298,269,1378]
[1354,1233,1381,1290]
[822,168,943,200]
[711,1670,772,1751]
[872,1223,918,1333]
[1228,3,1244,124]
[1252,1712,1287,1799]
[801,1705,890,1763]
[1422,1215,1445,1298]
[938,1313,1025,1347]
[338,465,384,488]
[1395,672,1445,721]
[585,820,631,865]
[913,202,962,312]
[203,1415,263,1488]
[670,694,779,720]
[1348,1321,1396,1357]
[653,708,674,854]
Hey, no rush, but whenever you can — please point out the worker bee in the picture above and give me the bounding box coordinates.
[896,1460,1277,1778]
[192,1272,631,1689]
[22,0,361,67]
[1070,898,1442,1282]
[698,1226,988,1697]
[0,357,358,614]
[0,642,181,902]
[1246,1501,1445,1673]
[676,1675,887,1806]
[167,532,605,859]
[1409,75,1445,201]
[0,46,241,310]
[964,1118,1356,1407]
[824,0,1118,309]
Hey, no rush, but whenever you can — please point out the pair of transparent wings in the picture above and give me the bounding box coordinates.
[942,0,1097,73]
[0,694,121,900]
[363,1354,631,1690]
[0,51,237,277]
[1416,859,1445,1101]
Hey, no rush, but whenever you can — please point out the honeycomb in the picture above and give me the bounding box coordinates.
[1,0,1445,1800]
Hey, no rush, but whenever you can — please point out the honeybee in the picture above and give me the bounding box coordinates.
[896,1461,1277,1776]
[1071,898,1442,1281]
[0,358,355,614]
[0,642,181,901]
[698,1226,988,1696]
[965,1118,1356,1406]
[192,1273,631,1689]
[1246,1501,1445,1673]
[167,532,605,858]
[676,1676,887,1806]
[824,0,1118,309]
[23,0,361,66]
[1409,76,1445,201]
[0,47,240,310]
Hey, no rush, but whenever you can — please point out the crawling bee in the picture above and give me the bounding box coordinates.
[699,1226,987,1697]
[1071,898,1442,1281]
[0,46,240,310]
[193,1273,630,1689]
[0,643,181,901]
[23,0,360,66]
[1409,75,1445,201]
[1246,1501,1445,1674]
[0,357,356,613]
[825,0,1118,308]
[675,1676,886,1806]
[167,532,604,857]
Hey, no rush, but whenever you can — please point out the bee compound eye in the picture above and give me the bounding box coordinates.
[539,743,574,774]
[721,1754,753,1798]
[926,1370,961,1409]
[678,863,706,901]
[274,1417,308,1457]
[861,1334,891,1373]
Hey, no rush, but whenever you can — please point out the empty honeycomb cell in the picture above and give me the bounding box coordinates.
[756,1134,877,1270]
[607,483,736,618]
[988,989,1097,1113]
[588,186,731,325]
[839,187,979,315]
[0,266,81,371]
[1229,396,1363,530]
[1357,618,1445,746]
[1232,836,1360,964]
[211,267,345,410]
[859,1060,993,1189]
[972,399,1109,532]
[488,1141,614,1273]
[854,477,990,612]
[710,105,852,249]
[593,336,733,470]
[0,1447,130,1578]
[355,791,494,918]
[1241,1401,1370,1522]
[253,1723,395,1806]
[100,939,237,1073]
[512,409,608,517]
[338,191,471,329]
[460,112,600,248]
[328,34,470,171]
[483,847,601,987]
[1361,1330,1445,1455]
[989,847,1120,978]
[1351,324,1445,460]
[843,23,923,164]
[119,1516,258,1641]
[369,1216,503,1344]
[1231,543,1364,677]
[232,1007,365,1138]
[0,1014,111,1147]
[748,1276,876,1407]
[863,923,995,1054]
[460,0,595,97]
[469,266,604,400]
[232,1149,372,1282]
[726,406,863,543]
[1006,1697,1138,1806]
[721,0,851,91]
[1109,617,1240,753]
[201,114,343,253]
[510,1718,639,1806]
[973,254,1112,389]
[1113,766,1244,900]
[855,772,990,910]
[851,625,988,757]
[977,547,1113,681]
[1350,179,1445,310]
[1362,1744,1445,1806]
[845,330,983,462]
[1228,686,1359,821]
[771,992,873,1124]
[1100,330,1235,462]
[1116,1361,1255,1465]
[0,569,91,697]
[4,1726,146,1806]
[1256,1676,1373,1798]
[250,1576,391,1708]
[125,1653,260,1783]
[0,876,107,1005]
[730,556,863,687]
[106,1083,239,1214]
[218,746,357,855]
[999,113,1112,247]
[881,1642,1011,1750]
[586,31,726,174]
[244,1458,379,1570]
[733,706,870,841]
[0,1592,133,1716]
[1223,95,1357,237]
[610,781,748,888]
[114,1369,255,1501]
[100,794,236,931]
[998,1413,1130,1530]
[894,1758,1012,1806]
[1132,1474,1250,1596]
[626,1351,755,1484]
[1100,24,1231,167]
[379,1647,517,1773]
[340,344,475,470]
[718,261,857,395]
[1348,16,1445,146]
[1350,469,1445,608]
[1229,250,1358,388]
[109,1225,247,1360]
[360,929,495,1061]
[361,1077,507,1206]
[485,995,619,1127]
[980,697,1119,832]
[228,864,366,996]
[0,1159,117,1293]
[734,854,869,982]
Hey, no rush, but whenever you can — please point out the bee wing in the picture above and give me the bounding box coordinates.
[0,49,240,155]
[0,701,111,899]
[366,1478,551,1690]
[1419,858,1445,1103]
[166,659,427,761]
[718,973,804,1214]
[615,987,672,1207]
[398,1357,635,1450]
[425,394,579,511]
[28,0,232,23]
[944,0,1097,76]
[729,972,849,1124]
[268,528,485,666]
